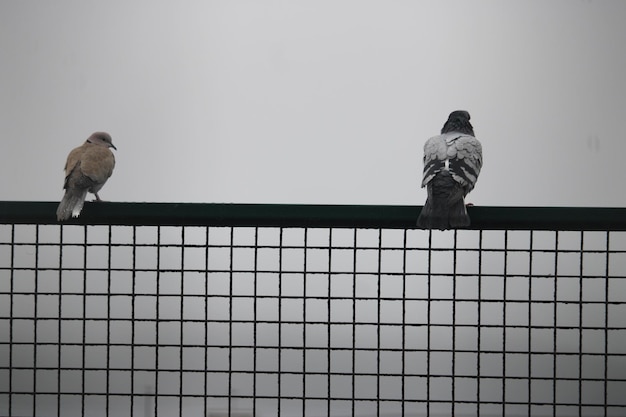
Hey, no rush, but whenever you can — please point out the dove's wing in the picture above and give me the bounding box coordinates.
[79,145,115,190]
[63,142,115,193]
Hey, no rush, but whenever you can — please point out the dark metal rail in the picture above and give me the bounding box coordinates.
[2,201,625,417]
[1,201,625,230]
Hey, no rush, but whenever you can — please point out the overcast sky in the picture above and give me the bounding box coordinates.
[1,0,626,207]
[2,3,625,415]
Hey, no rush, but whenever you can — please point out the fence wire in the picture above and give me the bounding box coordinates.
[1,207,626,417]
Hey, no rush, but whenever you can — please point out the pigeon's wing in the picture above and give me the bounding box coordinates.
[446,134,482,192]
[421,135,448,187]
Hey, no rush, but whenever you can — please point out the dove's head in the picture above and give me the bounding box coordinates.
[441,110,474,136]
[87,132,116,150]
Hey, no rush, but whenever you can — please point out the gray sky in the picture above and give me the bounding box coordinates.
[1,0,626,207]
[2,3,626,415]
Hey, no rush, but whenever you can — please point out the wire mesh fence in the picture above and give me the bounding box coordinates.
[1,202,626,417]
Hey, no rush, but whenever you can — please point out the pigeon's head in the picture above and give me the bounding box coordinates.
[441,110,474,136]
[449,110,470,121]
[87,132,116,150]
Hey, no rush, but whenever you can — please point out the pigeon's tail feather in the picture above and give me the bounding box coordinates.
[417,194,469,230]
[447,196,470,229]
[56,189,88,221]
[417,198,445,230]
[417,171,469,230]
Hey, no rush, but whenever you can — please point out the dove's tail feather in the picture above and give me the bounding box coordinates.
[56,189,88,221]
[417,171,470,230]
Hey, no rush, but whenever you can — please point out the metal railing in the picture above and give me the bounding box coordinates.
[1,202,625,417]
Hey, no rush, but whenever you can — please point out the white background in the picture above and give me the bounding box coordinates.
[1,0,625,207]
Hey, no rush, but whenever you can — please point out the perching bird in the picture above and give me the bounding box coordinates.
[56,132,116,221]
[417,111,482,230]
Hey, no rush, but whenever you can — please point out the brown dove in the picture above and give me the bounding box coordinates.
[56,132,116,221]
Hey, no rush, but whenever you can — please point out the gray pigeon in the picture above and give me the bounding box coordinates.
[417,111,482,230]
[56,132,116,221]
